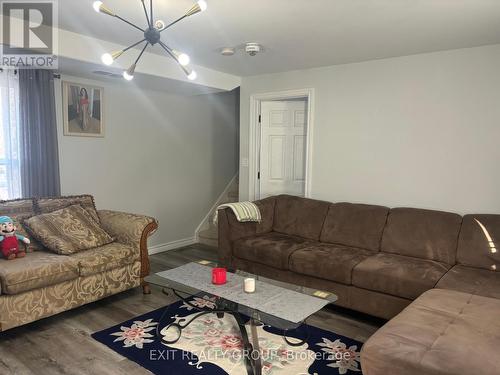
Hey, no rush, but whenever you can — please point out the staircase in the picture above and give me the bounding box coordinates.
[197,176,239,248]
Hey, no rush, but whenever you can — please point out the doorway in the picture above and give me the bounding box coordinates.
[249,89,314,200]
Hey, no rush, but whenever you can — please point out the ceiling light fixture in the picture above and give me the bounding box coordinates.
[93,0,207,81]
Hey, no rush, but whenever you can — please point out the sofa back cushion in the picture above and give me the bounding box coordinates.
[35,195,100,223]
[273,195,330,240]
[320,203,389,251]
[457,214,499,271]
[0,198,43,251]
[381,207,462,264]
[24,204,113,255]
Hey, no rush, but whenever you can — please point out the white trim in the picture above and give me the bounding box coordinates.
[148,237,196,255]
[194,173,239,241]
[249,88,315,200]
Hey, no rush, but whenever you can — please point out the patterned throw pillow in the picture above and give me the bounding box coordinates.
[10,215,44,252]
[35,195,100,223]
[24,204,114,255]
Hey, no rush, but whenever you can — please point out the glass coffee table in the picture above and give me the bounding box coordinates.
[145,261,337,375]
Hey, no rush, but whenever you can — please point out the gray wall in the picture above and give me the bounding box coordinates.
[239,44,500,214]
[55,75,239,248]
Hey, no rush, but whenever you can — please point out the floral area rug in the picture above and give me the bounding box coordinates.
[92,295,363,375]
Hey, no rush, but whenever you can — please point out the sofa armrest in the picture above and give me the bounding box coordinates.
[98,210,158,279]
[217,197,276,268]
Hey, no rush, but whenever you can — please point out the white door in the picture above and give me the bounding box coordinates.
[259,100,307,198]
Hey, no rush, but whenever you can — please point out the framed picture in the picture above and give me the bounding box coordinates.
[62,81,104,137]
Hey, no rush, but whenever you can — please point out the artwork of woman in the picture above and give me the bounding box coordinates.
[63,81,104,137]
[79,87,90,130]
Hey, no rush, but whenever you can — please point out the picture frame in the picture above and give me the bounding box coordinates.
[62,81,104,137]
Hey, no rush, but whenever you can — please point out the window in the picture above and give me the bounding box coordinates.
[0,70,21,199]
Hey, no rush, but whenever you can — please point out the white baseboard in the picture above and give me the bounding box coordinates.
[195,173,239,241]
[148,237,196,255]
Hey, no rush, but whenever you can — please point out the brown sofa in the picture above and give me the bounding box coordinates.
[0,195,158,332]
[218,194,500,374]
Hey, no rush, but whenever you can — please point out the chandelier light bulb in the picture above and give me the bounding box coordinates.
[173,50,190,66]
[123,71,134,81]
[101,50,123,66]
[197,0,208,12]
[93,1,103,13]
[101,53,113,66]
[92,1,115,16]
[187,70,197,80]
[123,64,136,81]
[178,53,190,66]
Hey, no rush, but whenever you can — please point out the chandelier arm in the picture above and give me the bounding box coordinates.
[123,38,147,53]
[159,14,189,32]
[140,0,151,28]
[158,41,177,60]
[114,15,145,32]
[150,0,154,27]
[158,41,190,76]
[134,42,150,65]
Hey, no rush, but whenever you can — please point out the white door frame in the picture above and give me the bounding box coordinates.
[248,88,315,201]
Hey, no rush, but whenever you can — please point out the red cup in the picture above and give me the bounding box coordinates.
[212,267,227,285]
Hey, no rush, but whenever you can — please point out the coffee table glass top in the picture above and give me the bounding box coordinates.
[146,261,337,329]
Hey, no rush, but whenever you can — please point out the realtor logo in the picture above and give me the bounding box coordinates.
[1,0,58,68]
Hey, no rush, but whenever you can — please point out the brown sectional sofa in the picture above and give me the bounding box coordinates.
[0,196,158,332]
[219,195,499,319]
[218,194,500,374]
[361,288,500,375]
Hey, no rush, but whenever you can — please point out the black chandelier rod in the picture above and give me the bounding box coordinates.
[124,38,147,53]
[150,0,154,27]
[140,0,151,28]
[160,14,190,32]
[114,15,144,32]
[158,40,175,60]
[135,42,149,65]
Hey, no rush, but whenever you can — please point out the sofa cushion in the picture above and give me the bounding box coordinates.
[221,196,277,242]
[352,253,450,299]
[0,251,79,295]
[36,194,100,223]
[381,207,462,264]
[456,214,499,271]
[24,205,114,255]
[290,244,372,285]
[320,203,389,251]
[70,242,138,276]
[361,289,500,375]
[436,265,500,299]
[273,195,330,240]
[233,232,314,270]
[0,198,35,217]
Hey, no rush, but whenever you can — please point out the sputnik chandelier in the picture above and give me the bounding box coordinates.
[92,0,207,81]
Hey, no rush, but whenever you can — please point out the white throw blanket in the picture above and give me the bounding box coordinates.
[213,202,261,223]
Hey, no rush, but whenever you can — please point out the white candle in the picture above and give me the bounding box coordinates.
[244,278,255,293]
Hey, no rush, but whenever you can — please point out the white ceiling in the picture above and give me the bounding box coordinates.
[59,57,226,96]
[59,0,500,76]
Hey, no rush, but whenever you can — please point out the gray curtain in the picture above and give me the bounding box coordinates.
[19,69,61,197]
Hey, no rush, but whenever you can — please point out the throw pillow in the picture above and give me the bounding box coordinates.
[24,204,113,255]
[35,195,100,223]
[11,215,44,252]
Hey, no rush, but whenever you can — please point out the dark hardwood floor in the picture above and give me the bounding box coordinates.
[0,244,382,375]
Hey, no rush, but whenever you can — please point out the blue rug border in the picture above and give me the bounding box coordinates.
[91,298,364,375]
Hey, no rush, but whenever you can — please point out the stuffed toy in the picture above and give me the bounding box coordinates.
[0,216,30,260]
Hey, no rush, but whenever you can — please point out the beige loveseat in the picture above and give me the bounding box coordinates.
[0,195,158,332]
